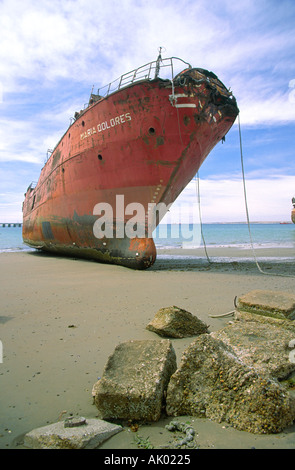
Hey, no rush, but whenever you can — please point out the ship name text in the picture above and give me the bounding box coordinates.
[80,112,131,140]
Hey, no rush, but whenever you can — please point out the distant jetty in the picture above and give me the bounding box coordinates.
[0,223,22,227]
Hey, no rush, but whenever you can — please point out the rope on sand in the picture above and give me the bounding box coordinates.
[208,310,235,318]
[208,296,237,318]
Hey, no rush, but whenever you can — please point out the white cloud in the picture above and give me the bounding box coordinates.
[238,95,294,126]
[0,192,25,222]
[0,0,293,88]
[170,174,295,223]
[1,0,294,117]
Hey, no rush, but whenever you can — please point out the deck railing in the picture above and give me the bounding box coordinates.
[97,56,192,98]
[27,181,37,191]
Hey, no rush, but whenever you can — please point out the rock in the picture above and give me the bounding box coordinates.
[93,339,177,422]
[24,418,122,449]
[146,306,209,338]
[237,290,295,320]
[212,312,295,380]
[166,334,295,434]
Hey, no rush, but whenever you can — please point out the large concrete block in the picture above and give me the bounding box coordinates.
[237,290,295,320]
[166,334,295,434]
[212,313,295,380]
[93,339,177,422]
[24,418,122,449]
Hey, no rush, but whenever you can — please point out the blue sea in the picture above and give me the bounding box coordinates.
[0,225,31,253]
[0,223,295,258]
[153,222,295,250]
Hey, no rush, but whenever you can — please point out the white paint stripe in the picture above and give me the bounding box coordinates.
[173,93,187,98]
[175,103,196,108]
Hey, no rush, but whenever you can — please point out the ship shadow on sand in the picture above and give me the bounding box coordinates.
[25,249,295,277]
[151,256,295,276]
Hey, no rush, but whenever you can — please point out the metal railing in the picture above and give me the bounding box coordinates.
[97,56,192,98]
[27,181,37,190]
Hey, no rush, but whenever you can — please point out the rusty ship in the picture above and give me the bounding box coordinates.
[22,53,239,269]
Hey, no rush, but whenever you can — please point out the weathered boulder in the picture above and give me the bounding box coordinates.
[212,311,295,380]
[93,339,177,422]
[146,306,209,338]
[166,334,295,434]
[24,418,122,449]
[237,290,295,320]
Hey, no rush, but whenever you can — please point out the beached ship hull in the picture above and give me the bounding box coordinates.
[23,57,238,269]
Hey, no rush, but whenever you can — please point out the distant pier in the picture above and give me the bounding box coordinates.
[0,223,22,227]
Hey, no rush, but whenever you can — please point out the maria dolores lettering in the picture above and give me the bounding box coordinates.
[80,112,131,140]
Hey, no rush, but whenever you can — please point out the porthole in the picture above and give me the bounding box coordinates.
[148,127,155,135]
[98,154,103,161]
[82,121,85,127]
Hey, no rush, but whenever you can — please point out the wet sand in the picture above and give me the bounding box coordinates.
[1,248,295,449]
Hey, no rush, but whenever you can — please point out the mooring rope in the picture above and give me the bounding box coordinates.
[208,310,235,318]
[174,75,294,279]
[238,113,295,278]
[193,113,294,278]
[196,172,211,263]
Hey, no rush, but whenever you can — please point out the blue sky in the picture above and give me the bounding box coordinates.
[0,0,294,223]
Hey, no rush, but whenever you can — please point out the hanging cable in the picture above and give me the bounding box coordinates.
[196,172,211,263]
[174,76,293,277]
[238,113,294,278]
[238,114,265,274]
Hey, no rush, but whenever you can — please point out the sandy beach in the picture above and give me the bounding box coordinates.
[1,247,295,449]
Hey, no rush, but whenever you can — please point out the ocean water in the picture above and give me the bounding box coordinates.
[0,223,295,256]
[0,225,32,253]
[154,222,295,250]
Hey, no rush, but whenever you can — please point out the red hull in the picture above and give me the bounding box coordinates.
[23,58,238,268]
